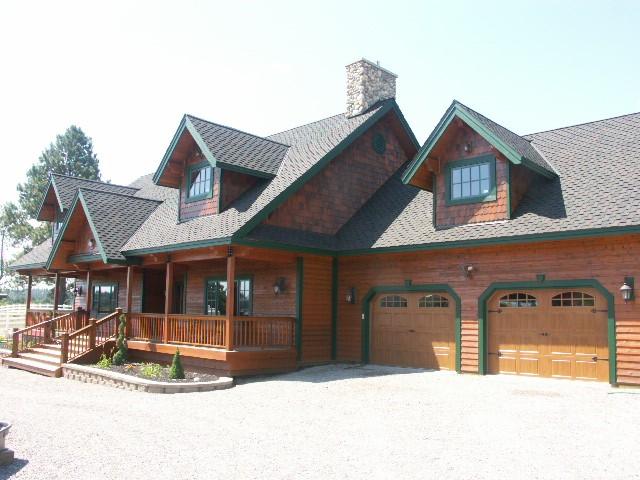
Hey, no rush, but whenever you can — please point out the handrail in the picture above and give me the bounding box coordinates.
[61,309,122,363]
[11,311,73,356]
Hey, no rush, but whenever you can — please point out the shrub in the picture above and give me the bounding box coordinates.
[96,353,112,369]
[140,362,163,379]
[112,314,128,366]
[169,348,185,379]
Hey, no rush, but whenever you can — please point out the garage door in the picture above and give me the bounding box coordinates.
[371,292,455,370]
[488,289,609,381]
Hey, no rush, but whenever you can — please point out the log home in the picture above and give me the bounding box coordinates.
[6,59,640,386]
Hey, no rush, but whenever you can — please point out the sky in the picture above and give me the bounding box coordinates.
[0,0,638,207]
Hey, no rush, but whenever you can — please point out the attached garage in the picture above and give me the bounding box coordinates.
[370,292,456,370]
[487,288,609,382]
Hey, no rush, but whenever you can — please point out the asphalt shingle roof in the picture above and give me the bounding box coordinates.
[52,174,139,210]
[9,239,53,269]
[78,189,161,261]
[187,115,290,177]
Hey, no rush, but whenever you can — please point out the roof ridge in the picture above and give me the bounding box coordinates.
[52,173,140,190]
[185,114,291,148]
[453,99,531,142]
[266,99,392,139]
[78,187,162,203]
[524,110,640,137]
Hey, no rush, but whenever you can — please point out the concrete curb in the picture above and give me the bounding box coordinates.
[62,363,234,393]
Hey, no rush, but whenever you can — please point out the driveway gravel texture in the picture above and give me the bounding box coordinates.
[1,364,640,480]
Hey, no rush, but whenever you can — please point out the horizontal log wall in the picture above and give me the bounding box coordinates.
[73,269,143,313]
[337,234,640,385]
[301,256,333,363]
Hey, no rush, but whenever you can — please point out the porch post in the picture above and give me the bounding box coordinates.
[24,274,33,324]
[52,272,61,313]
[126,266,134,314]
[163,261,173,343]
[85,270,92,316]
[225,250,236,350]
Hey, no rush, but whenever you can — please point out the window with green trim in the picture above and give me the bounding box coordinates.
[187,163,212,201]
[205,277,252,316]
[446,155,496,205]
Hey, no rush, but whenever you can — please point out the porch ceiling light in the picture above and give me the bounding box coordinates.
[620,281,633,303]
[273,277,285,295]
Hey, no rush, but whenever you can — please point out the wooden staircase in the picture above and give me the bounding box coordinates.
[2,309,121,378]
[2,343,63,377]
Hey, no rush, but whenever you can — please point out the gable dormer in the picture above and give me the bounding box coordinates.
[153,115,289,221]
[402,101,557,228]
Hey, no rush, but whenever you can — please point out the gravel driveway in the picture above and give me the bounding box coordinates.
[1,364,639,479]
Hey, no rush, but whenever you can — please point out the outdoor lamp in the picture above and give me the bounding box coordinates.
[88,238,96,250]
[620,281,633,302]
[73,285,83,297]
[273,277,285,295]
[345,287,356,304]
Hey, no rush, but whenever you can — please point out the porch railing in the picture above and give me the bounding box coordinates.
[10,309,84,356]
[127,313,295,350]
[26,308,72,327]
[60,309,121,363]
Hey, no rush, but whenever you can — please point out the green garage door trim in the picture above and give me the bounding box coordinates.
[361,284,462,373]
[477,279,616,385]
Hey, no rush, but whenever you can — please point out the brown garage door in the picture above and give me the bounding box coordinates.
[488,289,609,381]
[371,292,455,370]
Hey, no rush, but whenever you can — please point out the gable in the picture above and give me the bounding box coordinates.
[403,101,556,191]
[259,110,417,236]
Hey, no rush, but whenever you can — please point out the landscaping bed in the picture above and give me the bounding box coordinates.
[96,362,219,383]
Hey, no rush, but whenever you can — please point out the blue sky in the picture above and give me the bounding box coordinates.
[0,0,638,206]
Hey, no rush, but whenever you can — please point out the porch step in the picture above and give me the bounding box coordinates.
[18,352,61,366]
[2,357,62,377]
[29,346,62,358]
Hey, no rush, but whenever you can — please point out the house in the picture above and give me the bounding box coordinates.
[6,59,640,386]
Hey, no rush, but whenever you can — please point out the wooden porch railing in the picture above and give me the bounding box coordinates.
[60,309,121,363]
[26,308,72,327]
[11,318,56,356]
[126,313,295,350]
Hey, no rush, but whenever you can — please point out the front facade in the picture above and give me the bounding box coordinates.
[8,59,640,386]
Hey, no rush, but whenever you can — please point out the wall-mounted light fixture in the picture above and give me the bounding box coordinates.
[73,285,83,297]
[620,277,634,303]
[464,142,472,153]
[462,264,475,278]
[345,287,356,304]
[87,238,96,251]
[273,277,286,295]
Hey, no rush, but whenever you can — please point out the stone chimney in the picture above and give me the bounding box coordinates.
[345,58,397,117]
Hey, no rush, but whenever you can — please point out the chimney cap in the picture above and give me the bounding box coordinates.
[345,58,398,78]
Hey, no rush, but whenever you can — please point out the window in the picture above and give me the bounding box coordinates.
[418,294,449,308]
[92,283,118,317]
[205,277,252,316]
[51,210,64,240]
[187,163,213,201]
[380,295,407,308]
[499,292,538,308]
[552,291,595,307]
[447,155,496,204]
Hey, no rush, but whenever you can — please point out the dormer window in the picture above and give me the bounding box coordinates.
[186,163,213,202]
[446,154,496,205]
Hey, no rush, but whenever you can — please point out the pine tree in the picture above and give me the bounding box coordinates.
[112,314,128,366]
[169,348,185,379]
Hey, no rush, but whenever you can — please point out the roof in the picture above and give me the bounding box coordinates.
[9,240,53,270]
[50,174,139,211]
[402,100,557,185]
[335,110,640,253]
[122,100,399,253]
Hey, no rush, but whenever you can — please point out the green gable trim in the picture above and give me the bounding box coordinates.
[477,279,616,385]
[45,191,109,270]
[67,253,102,264]
[233,238,333,256]
[444,154,497,206]
[35,176,64,222]
[402,103,556,186]
[360,283,462,373]
[233,100,418,240]
[121,237,233,257]
[295,257,304,361]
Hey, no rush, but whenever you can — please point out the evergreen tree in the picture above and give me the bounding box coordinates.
[112,314,128,365]
[169,348,185,379]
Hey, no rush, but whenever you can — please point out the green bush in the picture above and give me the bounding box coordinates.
[140,362,163,379]
[96,353,112,369]
[169,348,185,379]
[112,314,128,366]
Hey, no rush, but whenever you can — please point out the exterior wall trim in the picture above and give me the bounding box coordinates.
[295,257,304,361]
[360,283,462,373]
[477,278,617,385]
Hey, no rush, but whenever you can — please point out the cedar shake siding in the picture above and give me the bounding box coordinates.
[434,122,509,227]
[179,152,220,221]
[264,114,410,235]
[220,170,261,211]
[336,234,640,385]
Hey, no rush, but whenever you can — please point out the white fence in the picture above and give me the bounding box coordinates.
[1,304,73,337]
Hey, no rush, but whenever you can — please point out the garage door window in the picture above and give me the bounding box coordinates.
[418,295,449,308]
[551,291,595,307]
[380,295,407,307]
[499,292,537,308]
